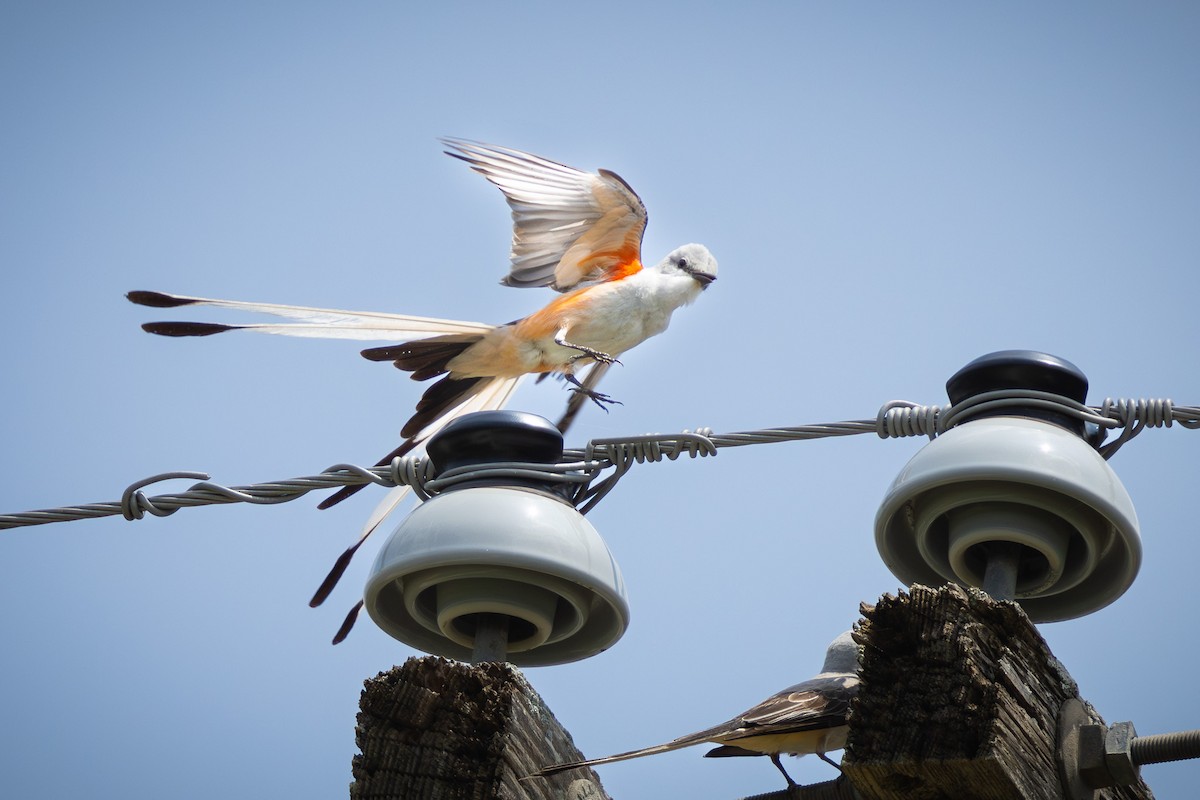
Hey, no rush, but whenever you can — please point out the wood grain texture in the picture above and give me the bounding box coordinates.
[350,656,609,800]
[844,583,1153,800]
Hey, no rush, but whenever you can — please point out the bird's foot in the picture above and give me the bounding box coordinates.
[564,374,623,411]
[559,339,621,366]
[568,386,623,411]
[817,752,844,773]
[590,350,621,366]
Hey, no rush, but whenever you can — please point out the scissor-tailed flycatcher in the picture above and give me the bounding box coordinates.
[533,631,860,787]
[128,138,717,639]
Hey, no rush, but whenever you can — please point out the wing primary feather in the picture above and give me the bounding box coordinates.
[440,138,647,292]
[441,138,585,181]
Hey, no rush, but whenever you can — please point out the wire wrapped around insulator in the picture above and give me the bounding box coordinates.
[877,400,943,440]
[1099,398,1177,458]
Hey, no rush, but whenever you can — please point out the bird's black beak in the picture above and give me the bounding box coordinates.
[691,271,717,288]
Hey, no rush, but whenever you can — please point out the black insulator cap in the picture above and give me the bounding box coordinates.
[946,350,1089,436]
[426,411,564,474]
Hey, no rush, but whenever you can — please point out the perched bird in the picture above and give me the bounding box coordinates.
[128,138,718,639]
[532,631,860,787]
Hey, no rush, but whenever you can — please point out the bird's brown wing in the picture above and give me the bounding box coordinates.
[441,138,648,290]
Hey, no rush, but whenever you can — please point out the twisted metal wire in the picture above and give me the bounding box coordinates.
[875,395,1199,454]
[2,397,1196,531]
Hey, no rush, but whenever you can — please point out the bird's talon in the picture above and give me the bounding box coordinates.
[568,350,620,366]
[569,387,622,411]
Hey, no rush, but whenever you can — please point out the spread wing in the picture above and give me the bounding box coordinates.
[441,138,648,291]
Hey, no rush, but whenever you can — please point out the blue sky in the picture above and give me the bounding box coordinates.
[2,3,1198,798]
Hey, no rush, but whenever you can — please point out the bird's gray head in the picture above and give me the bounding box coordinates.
[820,630,861,675]
[659,243,717,288]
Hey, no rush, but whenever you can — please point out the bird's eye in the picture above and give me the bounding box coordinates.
[678,257,689,269]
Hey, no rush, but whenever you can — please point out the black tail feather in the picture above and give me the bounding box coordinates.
[704,745,762,758]
[127,290,199,308]
[361,334,480,381]
[316,436,420,510]
[141,321,235,337]
[317,336,484,510]
[331,600,364,645]
[401,375,486,438]
[311,373,483,616]
[319,335,484,510]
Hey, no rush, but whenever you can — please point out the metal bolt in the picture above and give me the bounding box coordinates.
[1076,722,1111,789]
[1060,697,1200,795]
[1105,721,1139,787]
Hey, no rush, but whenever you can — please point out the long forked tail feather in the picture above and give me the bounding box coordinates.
[315,437,421,512]
[310,373,521,624]
[321,333,486,512]
[360,333,489,438]
[529,738,699,779]
[142,321,236,337]
[331,600,365,645]
[312,371,486,514]
[128,289,494,341]
[401,375,488,438]
[362,334,482,381]
[309,335,502,618]
[127,290,198,308]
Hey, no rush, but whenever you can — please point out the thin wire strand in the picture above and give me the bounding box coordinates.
[2,397,1196,531]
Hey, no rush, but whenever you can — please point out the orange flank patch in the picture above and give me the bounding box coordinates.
[451,257,643,377]
[515,291,591,343]
[565,250,642,287]
[602,257,643,282]
[519,258,642,336]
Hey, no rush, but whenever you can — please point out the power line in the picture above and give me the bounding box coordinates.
[2,396,1196,531]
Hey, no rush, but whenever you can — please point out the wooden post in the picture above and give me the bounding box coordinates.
[844,583,1154,800]
[350,655,610,800]
[350,585,1160,799]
